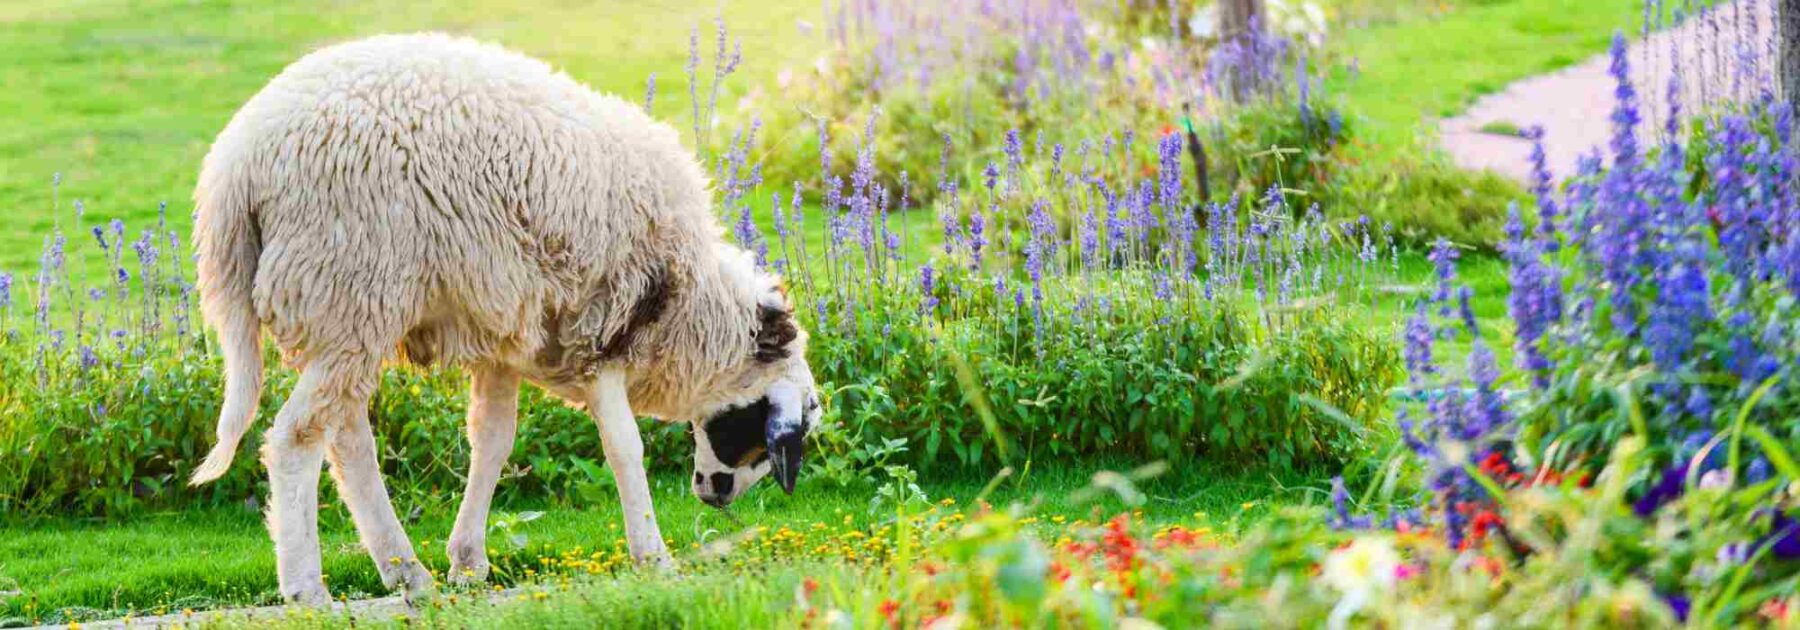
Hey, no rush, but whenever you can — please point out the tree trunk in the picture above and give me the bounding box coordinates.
[1218,0,1266,41]
[1783,0,1800,113]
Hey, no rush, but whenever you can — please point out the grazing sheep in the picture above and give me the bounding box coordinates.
[186,33,821,605]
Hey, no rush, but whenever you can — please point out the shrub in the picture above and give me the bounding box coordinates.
[808,273,1400,472]
[737,0,1192,204]
[1322,151,1523,248]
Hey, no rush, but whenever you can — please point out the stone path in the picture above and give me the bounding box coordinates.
[1439,0,1775,181]
[21,587,533,629]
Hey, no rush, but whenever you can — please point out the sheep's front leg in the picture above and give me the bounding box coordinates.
[588,370,670,565]
[447,364,521,585]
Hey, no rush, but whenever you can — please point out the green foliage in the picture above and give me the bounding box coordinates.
[1207,94,1351,204]
[1321,152,1523,248]
[805,271,1402,473]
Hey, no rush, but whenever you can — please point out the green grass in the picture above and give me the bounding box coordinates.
[0,0,822,277]
[1323,0,1644,162]
[0,459,1328,624]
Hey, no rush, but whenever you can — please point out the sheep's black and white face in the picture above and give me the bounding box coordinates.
[690,376,821,507]
[690,282,819,508]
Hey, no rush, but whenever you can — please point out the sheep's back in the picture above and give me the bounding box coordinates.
[197,33,715,368]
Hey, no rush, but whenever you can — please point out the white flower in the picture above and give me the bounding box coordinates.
[1322,537,1401,595]
[1187,6,1217,40]
[1324,537,1400,629]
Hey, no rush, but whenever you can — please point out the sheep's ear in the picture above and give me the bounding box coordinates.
[753,301,798,363]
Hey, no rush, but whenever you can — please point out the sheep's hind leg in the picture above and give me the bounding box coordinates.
[263,359,369,606]
[446,364,521,585]
[327,392,435,603]
[588,370,670,565]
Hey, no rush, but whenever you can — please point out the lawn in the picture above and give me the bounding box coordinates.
[0,0,824,276]
[1321,0,1643,161]
[0,459,1325,624]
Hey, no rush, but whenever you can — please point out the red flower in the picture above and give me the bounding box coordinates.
[1472,555,1503,577]
[878,599,900,626]
[1470,510,1504,540]
[1155,526,1206,550]
[1049,560,1073,583]
[1761,598,1791,621]
[803,577,820,596]
[1101,515,1141,572]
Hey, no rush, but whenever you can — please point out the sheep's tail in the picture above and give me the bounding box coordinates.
[189,167,264,486]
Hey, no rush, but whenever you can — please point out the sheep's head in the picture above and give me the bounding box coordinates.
[689,280,819,508]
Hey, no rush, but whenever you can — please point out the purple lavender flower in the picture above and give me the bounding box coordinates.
[968,207,988,269]
[1607,32,1641,169]
[918,262,938,316]
[1503,205,1563,385]
[1403,301,1436,381]
[79,344,98,371]
[1428,238,1459,315]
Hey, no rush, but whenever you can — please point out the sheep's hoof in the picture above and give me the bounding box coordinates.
[447,562,490,588]
[383,559,437,603]
[637,551,677,574]
[284,582,333,608]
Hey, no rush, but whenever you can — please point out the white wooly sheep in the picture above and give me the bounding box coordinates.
[186,33,821,605]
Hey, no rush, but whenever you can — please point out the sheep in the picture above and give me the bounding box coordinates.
[185,33,821,605]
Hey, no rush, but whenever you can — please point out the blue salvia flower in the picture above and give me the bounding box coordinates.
[643,72,656,112]
[1328,476,1372,530]
[1644,239,1709,375]
[1026,199,1056,262]
[1461,341,1509,440]
[938,182,961,256]
[736,199,763,267]
[1078,205,1100,271]
[1428,238,1458,314]
[1525,126,1560,249]
[1102,184,1127,259]
[1457,286,1479,338]
[0,272,11,312]
[968,207,988,269]
[1403,302,1435,383]
[1024,239,1045,311]
[1503,205,1561,386]
[918,262,937,316]
[1607,32,1641,169]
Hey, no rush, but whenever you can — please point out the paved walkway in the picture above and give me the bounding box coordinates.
[1439,0,1775,181]
[22,587,533,629]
